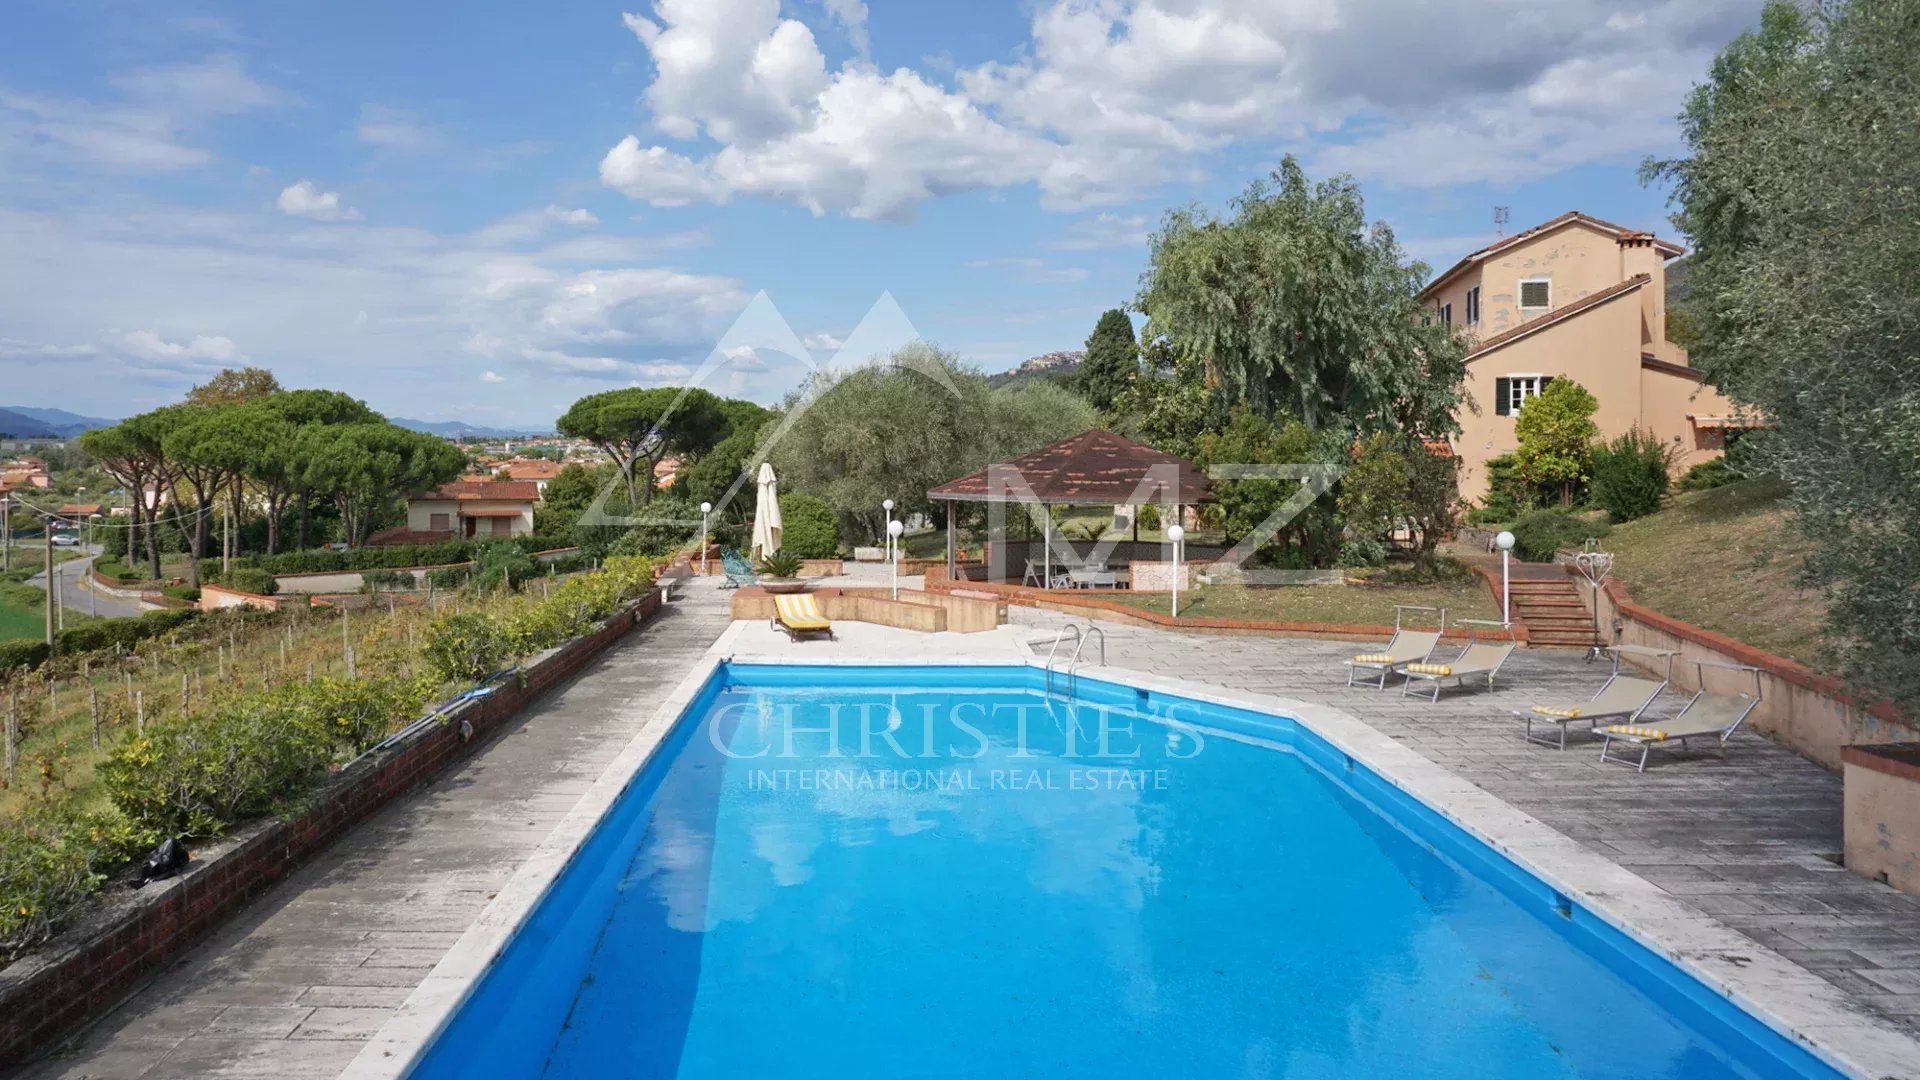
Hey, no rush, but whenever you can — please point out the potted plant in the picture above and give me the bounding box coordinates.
[756,550,811,593]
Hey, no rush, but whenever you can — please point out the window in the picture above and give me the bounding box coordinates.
[1494,374,1552,416]
[1519,277,1551,311]
[1440,302,1453,327]
[1466,285,1481,325]
[428,512,450,531]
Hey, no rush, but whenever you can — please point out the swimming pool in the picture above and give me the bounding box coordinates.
[401,662,1848,1079]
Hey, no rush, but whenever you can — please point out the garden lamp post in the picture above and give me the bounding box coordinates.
[882,498,895,565]
[888,519,905,600]
[699,502,712,576]
[1167,524,1185,618]
[1495,530,1516,626]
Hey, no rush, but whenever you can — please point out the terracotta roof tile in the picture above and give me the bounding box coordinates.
[929,429,1212,504]
[416,479,541,501]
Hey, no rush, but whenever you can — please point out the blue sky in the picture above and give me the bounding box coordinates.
[0,0,1764,429]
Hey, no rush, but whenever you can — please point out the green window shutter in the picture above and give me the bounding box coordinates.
[1495,377,1511,416]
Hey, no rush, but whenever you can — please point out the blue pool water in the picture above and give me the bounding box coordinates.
[412,664,1839,1079]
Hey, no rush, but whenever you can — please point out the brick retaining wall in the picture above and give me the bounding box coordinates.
[0,579,672,1068]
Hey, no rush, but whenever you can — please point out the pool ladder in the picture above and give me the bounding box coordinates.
[1043,622,1106,697]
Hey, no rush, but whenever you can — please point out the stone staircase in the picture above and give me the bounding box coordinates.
[1507,574,1597,648]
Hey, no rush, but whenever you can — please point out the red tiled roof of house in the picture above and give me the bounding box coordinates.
[1419,212,1685,300]
[493,458,563,480]
[416,479,541,501]
[56,503,104,516]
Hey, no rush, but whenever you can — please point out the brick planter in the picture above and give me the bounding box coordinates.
[0,580,674,1068]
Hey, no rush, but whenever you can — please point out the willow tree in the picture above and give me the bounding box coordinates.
[1138,156,1467,439]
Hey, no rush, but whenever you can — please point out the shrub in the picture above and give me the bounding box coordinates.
[1510,508,1609,562]
[101,697,334,837]
[422,612,507,684]
[161,584,200,603]
[0,805,153,960]
[271,676,427,763]
[758,550,805,578]
[0,639,50,673]
[1676,457,1737,492]
[471,542,538,592]
[426,566,468,590]
[1337,538,1388,568]
[603,502,696,559]
[1512,379,1599,504]
[777,493,839,559]
[1589,428,1672,522]
[359,568,416,592]
[214,566,279,596]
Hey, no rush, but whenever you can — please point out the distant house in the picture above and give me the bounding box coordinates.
[403,479,540,540]
[1419,211,1752,499]
[487,457,564,491]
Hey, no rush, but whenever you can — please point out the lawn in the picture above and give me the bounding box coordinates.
[1602,478,1827,668]
[1098,568,1499,628]
[0,581,46,641]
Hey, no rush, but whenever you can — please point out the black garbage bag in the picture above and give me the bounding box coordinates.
[136,837,189,887]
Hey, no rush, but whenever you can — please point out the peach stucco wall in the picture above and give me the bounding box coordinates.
[1426,221,1662,342]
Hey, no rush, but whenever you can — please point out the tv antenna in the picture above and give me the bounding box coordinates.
[1493,206,1511,237]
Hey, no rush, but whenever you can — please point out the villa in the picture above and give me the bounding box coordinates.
[1420,212,1750,499]
[401,478,540,540]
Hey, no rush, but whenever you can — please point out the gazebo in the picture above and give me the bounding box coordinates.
[927,429,1213,586]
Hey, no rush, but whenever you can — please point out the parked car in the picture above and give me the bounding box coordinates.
[49,532,80,547]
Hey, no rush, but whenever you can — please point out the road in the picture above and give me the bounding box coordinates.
[22,543,154,620]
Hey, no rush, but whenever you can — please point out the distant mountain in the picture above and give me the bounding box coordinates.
[0,406,117,439]
[987,350,1084,391]
[390,417,551,439]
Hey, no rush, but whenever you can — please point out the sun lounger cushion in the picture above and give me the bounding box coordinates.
[773,594,832,631]
[1531,704,1583,718]
[1605,724,1668,740]
[1405,662,1453,676]
[1353,653,1394,664]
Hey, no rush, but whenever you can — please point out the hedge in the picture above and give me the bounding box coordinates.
[0,609,202,674]
[195,535,570,579]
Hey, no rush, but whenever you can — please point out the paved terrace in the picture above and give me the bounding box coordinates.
[994,607,1920,1035]
[23,580,1920,1077]
[20,579,733,1080]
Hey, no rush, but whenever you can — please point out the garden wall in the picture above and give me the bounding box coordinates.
[727,586,1002,634]
[1580,572,1919,769]
[197,583,290,612]
[0,575,673,1069]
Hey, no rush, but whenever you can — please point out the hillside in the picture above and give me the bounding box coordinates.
[1603,479,1827,668]
[987,350,1083,390]
[0,406,116,438]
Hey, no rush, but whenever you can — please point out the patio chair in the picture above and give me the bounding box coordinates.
[1344,606,1446,690]
[1400,624,1516,701]
[1598,661,1762,772]
[720,549,759,590]
[1517,645,1673,749]
[770,592,834,641]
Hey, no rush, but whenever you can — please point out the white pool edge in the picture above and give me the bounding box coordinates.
[345,630,1920,1080]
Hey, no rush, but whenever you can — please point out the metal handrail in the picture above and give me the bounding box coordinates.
[1043,624,1082,695]
[1063,624,1106,697]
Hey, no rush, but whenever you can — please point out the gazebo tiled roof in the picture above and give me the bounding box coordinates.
[928,429,1212,505]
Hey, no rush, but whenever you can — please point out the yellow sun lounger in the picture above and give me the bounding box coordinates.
[771,592,835,640]
[1517,646,1673,749]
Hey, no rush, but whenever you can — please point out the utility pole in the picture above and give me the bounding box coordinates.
[2,493,10,572]
[44,527,55,648]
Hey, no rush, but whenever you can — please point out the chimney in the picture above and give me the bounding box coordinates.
[1618,231,1667,349]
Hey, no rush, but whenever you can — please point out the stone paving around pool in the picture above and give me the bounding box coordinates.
[23,585,1920,1078]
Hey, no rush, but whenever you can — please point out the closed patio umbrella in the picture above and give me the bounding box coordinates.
[752,462,782,561]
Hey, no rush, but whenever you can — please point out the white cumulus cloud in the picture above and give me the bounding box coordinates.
[276,180,361,222]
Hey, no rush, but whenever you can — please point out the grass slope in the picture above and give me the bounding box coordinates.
[1102,570,1498,628]
[1603,479,1826,668]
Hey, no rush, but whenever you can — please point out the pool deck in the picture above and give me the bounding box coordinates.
[20,578,1920,1078]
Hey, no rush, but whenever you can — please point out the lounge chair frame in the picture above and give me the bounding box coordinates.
[1400,620,1516,702]
[1345,606,1446,690]
[1598,660,1762,772]
[1519,646,1673,749]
